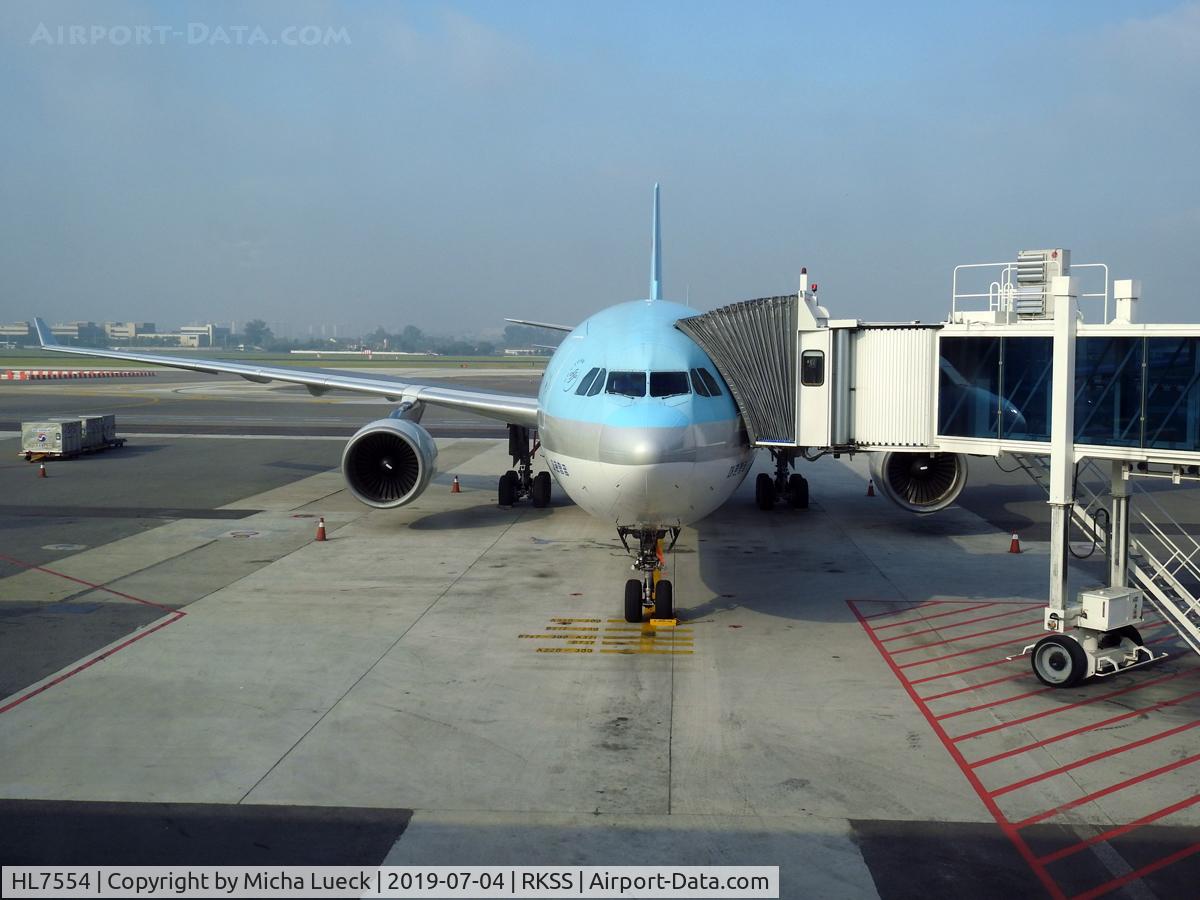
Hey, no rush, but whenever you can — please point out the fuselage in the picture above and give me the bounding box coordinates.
[537,299,753,528]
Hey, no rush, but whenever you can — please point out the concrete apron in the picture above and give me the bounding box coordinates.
[0,443,1153,895]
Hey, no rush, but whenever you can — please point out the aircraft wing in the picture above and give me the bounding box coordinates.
[503,317,574,333]
[31,318,539,427]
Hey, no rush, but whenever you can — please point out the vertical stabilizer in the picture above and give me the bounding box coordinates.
[649,183,662,301]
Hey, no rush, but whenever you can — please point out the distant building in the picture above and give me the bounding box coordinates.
[178,323,231,348]
[0,321,32,342]
[51,321,105,344]
[104,321,156,341]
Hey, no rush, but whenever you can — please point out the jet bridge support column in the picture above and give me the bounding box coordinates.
[1027,276,1157,686]
[1046,277,1078,620]
[1110,460,1131,589]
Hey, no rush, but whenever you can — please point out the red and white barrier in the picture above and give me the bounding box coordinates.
[0,369,156,380]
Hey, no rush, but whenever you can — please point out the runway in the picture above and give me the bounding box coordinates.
[2,374,1200,898]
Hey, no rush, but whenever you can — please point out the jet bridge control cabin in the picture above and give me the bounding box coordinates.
[678,250,1200,688]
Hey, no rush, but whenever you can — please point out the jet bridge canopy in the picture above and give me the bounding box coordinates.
[675,295,799,446]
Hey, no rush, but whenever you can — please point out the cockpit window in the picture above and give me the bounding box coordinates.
[650,371,690,398]
[586,367,606,396]
[696,367,722,396]
[606,371,646,397]
[689,368,711,397]
[575,367,601,396]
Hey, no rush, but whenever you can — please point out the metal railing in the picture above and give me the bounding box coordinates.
[951,261,1110,322]
[1010,453,1200,656]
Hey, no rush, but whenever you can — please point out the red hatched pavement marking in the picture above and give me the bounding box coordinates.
[0,612,184,714]
[991,718,1200,797]
[897,630,1050,669]
[849,599,1065,900]
[890,616,1045,654]
[851,598,1200,900]
[951,668,1200,742]
[880,603,1044,641]
[858,600,954,621]
[1038,793,1200,865]
[922,670,1035,701]
[970,686,1200,768]
[0,553,186,714]
[869,601,993,630]
[0,552,177,613]
[1012,750,1200,829]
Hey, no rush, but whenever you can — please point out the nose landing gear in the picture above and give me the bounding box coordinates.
[619,526,680,622]
[755,449,809,510]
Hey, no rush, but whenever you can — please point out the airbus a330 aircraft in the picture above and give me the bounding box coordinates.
[32,187,773,622]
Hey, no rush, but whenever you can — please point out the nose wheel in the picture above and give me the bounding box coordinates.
[618,526,679,622]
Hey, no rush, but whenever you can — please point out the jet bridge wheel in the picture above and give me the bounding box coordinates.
[531,471,551,508]
[498,470,518,507]
[755,473,775,510]
[1031,634,1089,688]
[624,579,643,623]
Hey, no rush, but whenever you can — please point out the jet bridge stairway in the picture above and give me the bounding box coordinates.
[1009,453,1200,657]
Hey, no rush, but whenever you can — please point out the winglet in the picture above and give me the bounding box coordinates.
[33,317,58,347]
[649,183,662,301]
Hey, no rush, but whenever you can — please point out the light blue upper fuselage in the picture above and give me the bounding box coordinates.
[538,299,739,427]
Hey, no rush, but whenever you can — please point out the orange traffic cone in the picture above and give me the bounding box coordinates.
[866,479,875,497]
[316,517,327,542]
[38,462,47,478]
[1009,533,1021,554]
[451,475,461,493]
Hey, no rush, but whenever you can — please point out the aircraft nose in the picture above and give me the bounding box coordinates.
[599,407,691,465]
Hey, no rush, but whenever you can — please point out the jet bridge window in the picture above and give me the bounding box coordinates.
[690,367,723,397]
[800,350,825,387]
[650,371,690,397]
[606,371,646,397]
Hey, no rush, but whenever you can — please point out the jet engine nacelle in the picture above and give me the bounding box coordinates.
[869,451,968,514]
[341,418,438,509]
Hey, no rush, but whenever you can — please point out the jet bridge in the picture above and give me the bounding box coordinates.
[679,250,1200,687]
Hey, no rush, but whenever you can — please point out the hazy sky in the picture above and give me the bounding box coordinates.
[1,1,1197,335]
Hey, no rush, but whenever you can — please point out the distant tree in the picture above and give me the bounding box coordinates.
[396,325,425,352]
[503,324,562,349]
[242,319,273,348]
[365,326,391,350]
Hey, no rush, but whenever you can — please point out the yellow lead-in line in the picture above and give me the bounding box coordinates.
[603,626,693,634]
[519,634,579,640]
[599,648,694,655]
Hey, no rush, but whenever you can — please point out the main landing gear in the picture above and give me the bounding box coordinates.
[755,449,809,511]
[619,526,680,622]
[498,424,551,508]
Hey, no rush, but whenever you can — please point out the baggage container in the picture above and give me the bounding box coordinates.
[22,420,83,456]
[77,414,116,448]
